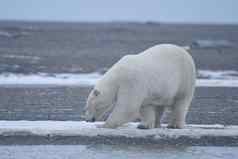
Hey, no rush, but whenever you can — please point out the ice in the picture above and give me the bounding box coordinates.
[192,40,234,48]
[0,70,237,87]
[197,70,238,87]
[0,121,238,139]
[0,31,12,38]
[2,54,41,61]
[0,72,101,87]
[196,79,238,87]
[1,145,238,159]
[198,70,238,80]
[0,30,29,38]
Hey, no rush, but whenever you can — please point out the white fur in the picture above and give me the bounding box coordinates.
[85,44,196,129]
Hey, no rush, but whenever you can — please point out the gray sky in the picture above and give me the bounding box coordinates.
[0,0,237,23]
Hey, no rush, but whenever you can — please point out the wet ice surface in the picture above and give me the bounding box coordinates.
[0,145,237,159]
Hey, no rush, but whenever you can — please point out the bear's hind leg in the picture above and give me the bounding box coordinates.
[167,97,191,129]
[155,106,165,128]
[138,105,156,129]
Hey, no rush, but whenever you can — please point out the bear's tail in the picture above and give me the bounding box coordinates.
[182,46,191,51]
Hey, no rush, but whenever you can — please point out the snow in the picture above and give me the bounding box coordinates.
[0,31,12,38]
[0,121,238,139]
[192,39,234,48]
[197,70,238,87]
[2,54,41,61]
[0,72,101,87]
[196,79,238,87]
[0,30,29,38]
[0,70,237,87]
[198,70,238,80]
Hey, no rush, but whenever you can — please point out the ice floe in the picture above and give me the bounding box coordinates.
[0,121,238,139]
[1,54,41,61]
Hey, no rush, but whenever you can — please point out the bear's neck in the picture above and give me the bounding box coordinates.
[98,72,119,96]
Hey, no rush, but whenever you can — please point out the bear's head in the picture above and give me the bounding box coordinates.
[84,87,115,122]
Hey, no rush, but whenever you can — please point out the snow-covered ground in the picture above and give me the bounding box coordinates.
[0,70,237,87]
[0,121,238,139]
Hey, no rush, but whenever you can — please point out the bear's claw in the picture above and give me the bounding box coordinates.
[167,125,183,129]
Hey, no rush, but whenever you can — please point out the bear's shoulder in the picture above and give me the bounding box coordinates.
[116,55,137,70]
[120,54,135,62]
[106,55,139,82]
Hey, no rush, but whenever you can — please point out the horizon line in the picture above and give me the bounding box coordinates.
[0,19,238,26]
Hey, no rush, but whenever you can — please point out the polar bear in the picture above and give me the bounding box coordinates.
[84,44,196,129]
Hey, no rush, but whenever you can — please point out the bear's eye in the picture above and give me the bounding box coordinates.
[93,89,100,97]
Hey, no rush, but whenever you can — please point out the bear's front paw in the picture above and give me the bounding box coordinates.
[138,123,156,129]
[137,122,155,129]
[137,124,149,129]
[96,123,117,129]
[167,124,183,129]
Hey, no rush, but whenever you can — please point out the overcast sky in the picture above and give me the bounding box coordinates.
[0,0,237,23]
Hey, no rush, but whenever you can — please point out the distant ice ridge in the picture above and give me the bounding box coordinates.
[0,31,12,38]
[1,54,41,61]
[197,70,238,87]
[198,70,238,80]
[197,79,238,87]
[0,70,237,87]
[191,39,234,49]
[0,30,29,38]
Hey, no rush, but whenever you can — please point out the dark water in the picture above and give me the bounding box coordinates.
[0,20,238,74]
[1,86,238,125]
[0,145,238,159]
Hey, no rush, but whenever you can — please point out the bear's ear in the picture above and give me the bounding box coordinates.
[93,89,100,96]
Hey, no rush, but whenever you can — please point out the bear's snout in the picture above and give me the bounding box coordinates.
[83,105,96,122]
